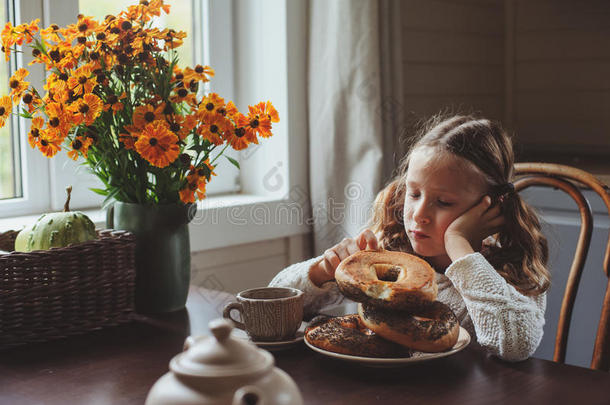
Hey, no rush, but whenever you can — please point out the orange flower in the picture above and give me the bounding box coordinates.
[166,113,197,140]
[67,64,97,95]
[179,162,215,203]
[74,16,98,37]
[8,68,29,103]
[0,96,11,127]
[197,111,230,145]
[199,93,225,115]
[71,93,103,126]
[132,102,165,129]
[135,120,180,168]
[246,104,273,138]
[67,135,93,160]
[40,23,62,42]
[103,92,126,113]
[45,101,70,139]
[183,64,214,83]
[252,101,280,123]
[21,91,42,113]
[119,132,138,150]
[27,116,44,148]
[37,132,62,158]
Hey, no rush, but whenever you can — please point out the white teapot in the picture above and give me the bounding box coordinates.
[145,318,304,405]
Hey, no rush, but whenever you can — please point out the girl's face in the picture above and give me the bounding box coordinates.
[403,147,487,262]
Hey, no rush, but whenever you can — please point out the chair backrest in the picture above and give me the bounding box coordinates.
[514,162,610,371]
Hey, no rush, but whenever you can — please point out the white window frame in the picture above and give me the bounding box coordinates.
[0,0,310,252]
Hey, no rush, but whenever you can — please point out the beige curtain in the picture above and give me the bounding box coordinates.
[308,0,405,255]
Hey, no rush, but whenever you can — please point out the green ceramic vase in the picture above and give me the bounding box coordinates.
[107,202,196,314]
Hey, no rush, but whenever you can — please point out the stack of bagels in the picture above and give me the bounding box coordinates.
[305,250,460,357]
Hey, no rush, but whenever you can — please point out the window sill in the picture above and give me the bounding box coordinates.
[0,194,311,252]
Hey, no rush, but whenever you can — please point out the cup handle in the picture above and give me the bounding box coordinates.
[222,302,245,330]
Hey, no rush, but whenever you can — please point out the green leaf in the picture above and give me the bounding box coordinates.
[225,155,240,169]
[89,187,109,196]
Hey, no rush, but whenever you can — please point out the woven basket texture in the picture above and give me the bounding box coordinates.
[0,229,136,349]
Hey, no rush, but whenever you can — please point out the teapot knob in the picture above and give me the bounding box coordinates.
[232,386,265,405]
[209,318,233,342]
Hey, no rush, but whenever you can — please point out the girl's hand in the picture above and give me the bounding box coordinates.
[444,196,505,262]
[309,229,379,286]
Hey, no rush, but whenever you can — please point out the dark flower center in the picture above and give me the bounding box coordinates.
[23,93,33,104]
[78,23,88,32]
[149,137,158,146]
[49,49,61,62]
[110,27,120,35]
[177,88,188,98]
[195,65,204,74]
[40,139,49,146]
[235,127,245,138]
[140,0,150,5]
[78,76,88,84]
[9,79,19,89]
[51,24,59,31]
[170,122,181,132]
[107,94,118,104]
[0,107,5,115]
[72,139,82,149]
[144,111,155,122]
[197,168,206,176]
[121,21,132,31]
[49,117,60,127]
[205,102,214,111]
[77,36,87,44]
[59,72,69,81]
[79,104,89,113]
[90,51,99,60]
[179,153,191,166]
[210,124,218,133]
[30,128,39,137]
[217,108,226,116]
[32,48,41,57]
[250,119,259,128]
[175,73,183,81]
[96,32,106,41]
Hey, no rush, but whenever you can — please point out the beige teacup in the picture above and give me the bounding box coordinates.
[222,287,304,342]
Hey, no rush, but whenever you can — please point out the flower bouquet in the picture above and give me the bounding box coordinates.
[0,0,278,205]
[0,0,280,313]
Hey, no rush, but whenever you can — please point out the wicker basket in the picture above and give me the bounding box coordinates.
[0,229,136,349]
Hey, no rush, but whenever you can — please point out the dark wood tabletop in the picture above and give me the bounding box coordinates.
[1,286,609,405]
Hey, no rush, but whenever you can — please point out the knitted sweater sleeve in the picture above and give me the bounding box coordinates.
[268,255,346,318]
[445,252,546,362]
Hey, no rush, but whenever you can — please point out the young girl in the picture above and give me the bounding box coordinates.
[269,114,550,362]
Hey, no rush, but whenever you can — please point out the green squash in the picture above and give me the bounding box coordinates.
[15,186,97,252]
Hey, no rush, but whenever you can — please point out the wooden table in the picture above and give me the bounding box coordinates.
[1,287,609,405]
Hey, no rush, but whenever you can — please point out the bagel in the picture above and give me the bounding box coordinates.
[358,302,459,352]
[305,314,412,358]
[335,250,437,310]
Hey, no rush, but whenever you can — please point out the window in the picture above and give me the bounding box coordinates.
[0,0,239,219]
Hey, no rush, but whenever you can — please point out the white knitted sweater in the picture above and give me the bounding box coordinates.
[269,252,546,362]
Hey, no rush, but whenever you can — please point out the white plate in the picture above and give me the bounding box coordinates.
[304,326,471,367]
[231,322,308,351]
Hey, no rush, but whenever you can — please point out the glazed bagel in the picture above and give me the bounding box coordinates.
[358,302,459,352]
[335,250,437,310]
[305,314,412,358]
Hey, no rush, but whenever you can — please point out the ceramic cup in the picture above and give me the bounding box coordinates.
[222,287,304,342]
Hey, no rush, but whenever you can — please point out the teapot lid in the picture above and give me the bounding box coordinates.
[170,318,274,378]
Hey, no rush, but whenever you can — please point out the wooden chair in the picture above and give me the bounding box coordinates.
[514,163,610,371]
